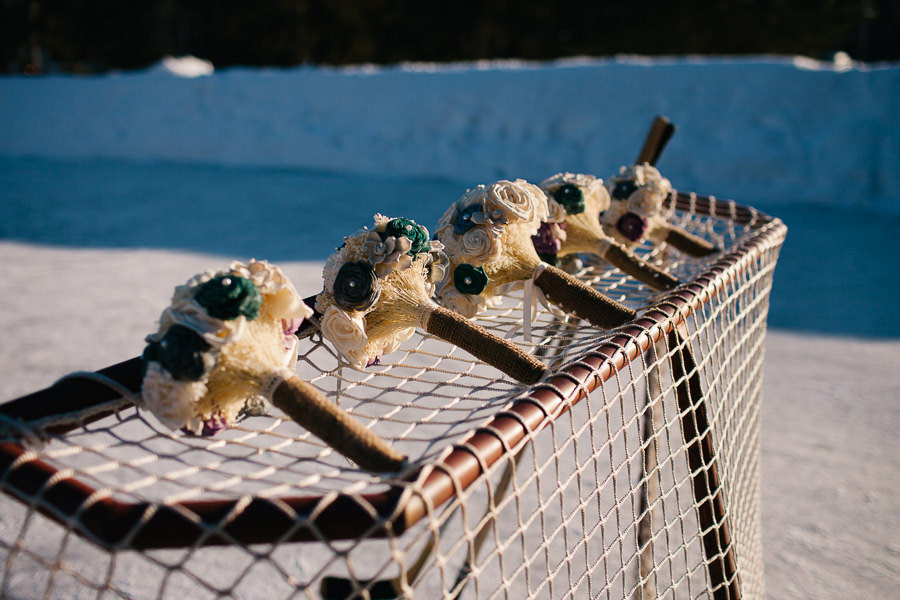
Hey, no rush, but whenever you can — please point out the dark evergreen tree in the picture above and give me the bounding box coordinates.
[2,0,896,74]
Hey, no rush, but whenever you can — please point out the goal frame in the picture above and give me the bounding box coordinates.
[0,191,785,599]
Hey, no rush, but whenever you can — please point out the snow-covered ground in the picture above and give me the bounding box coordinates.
[3,55,899,211]
[1,56,899,598]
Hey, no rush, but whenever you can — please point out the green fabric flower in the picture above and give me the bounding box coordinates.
[194,275,261,320]
[537,251,561,268]
[143,324,215,381]
[453,264,488,295]
[553,183,586,215]
[611,179,638,200]
[383,218,431,256]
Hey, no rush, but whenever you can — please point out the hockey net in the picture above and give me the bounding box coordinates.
[0,192,785,600]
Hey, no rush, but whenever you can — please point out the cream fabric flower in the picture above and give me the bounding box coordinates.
[380,327,415,358]
[436,201,459,231]
[545,197,567,223]
[363,230,414,277]
[460,226,501,264]
[636,164,671,190]
[587,178,612,214]
[424,244,450,287]
[231,259,283,295]
[627,184,666,216]
[436,288,481,318]
[141,362,208,433]
[541,171,597,190]
[320,305,369,369]
[434,276,500,318]
[230,259,312,321]
[485,179,546,222]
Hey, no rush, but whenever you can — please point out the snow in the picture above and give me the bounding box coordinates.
[1,56,899,598]
[2,56,899,211]
[150,55,215,78]
[762,332,900,599]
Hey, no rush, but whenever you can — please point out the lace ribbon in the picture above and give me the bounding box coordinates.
[522,263,547,343]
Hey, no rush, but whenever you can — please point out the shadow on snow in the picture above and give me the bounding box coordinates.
[3,157,897,338]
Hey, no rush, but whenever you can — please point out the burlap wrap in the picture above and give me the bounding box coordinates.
[663,226,719,257]
[425,306,547,385]
[534,265,636,329]
[272,375,407,473]
[603,244,680,291]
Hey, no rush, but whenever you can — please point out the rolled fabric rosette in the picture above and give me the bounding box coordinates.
[535,172,679,291]
[141,259,405,473]
[434,179,636,330]
[316,215,548,385]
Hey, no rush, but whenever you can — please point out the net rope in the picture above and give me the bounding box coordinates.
[0,193,785,600]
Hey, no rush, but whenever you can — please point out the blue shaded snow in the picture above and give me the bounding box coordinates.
[2,155,898,338]
[2,56,898,337]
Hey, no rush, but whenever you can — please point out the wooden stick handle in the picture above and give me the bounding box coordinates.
[602,244,680,291]
[425,306,548,385]
[668,329,740,599]
[271,375,407,473]
[636,116,676,166]
[534,265,636,329]
[663,225,719,257]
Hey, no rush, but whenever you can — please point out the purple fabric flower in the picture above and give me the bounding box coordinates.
[181,414,228,437]
[282,317,304,350]
[366,351,383,367]
[531,222,564,254]
[200,415,229,436]
[616,213,649,242]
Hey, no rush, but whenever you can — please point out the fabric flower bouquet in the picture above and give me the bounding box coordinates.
[316,214,548,385]
[142,260,406,473]
[434,179,636,330]
[134,117,716,474]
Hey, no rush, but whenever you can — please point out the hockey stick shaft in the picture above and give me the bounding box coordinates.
[603,244,680,291]
[271,375,407,473]
[663,225,719,256]
[425,306,548,385]
[668,329,740,600]
[636,116,676,166]
[534,264,636,329]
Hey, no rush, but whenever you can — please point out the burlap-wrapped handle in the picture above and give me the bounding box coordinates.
[636,116,676,166]
[603,244,680,291]
[534,265,636,329]
[663,226,719,257]
[271,375,407,473]
[425,306,548,385]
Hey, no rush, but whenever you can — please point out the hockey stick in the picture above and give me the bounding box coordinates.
[668,328,740,599]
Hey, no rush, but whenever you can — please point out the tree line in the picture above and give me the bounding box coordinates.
[4,0,897,74]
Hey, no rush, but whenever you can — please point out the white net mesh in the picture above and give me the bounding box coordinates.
[0,192,785,600]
